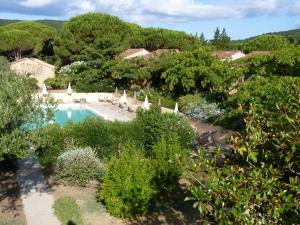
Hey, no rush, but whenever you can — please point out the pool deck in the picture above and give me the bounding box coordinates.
[87,102,135,122]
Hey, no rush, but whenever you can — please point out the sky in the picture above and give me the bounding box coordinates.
[0,0,299,40]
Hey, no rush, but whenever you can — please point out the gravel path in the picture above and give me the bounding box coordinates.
[16,158,60,225]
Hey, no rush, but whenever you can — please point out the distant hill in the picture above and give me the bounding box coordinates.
[0,19,65,30]
[234,29,300,45]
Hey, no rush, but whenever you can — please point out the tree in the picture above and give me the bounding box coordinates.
[211,27,231,49]
[0,29,36,60]
[242,35,291,53]
[0,61,42,159]
[54,13,131,65]
[0,21,57,59]
[199,32,206,44]
[185,83,300,224]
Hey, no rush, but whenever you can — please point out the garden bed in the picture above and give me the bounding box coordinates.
[43,169,201,225]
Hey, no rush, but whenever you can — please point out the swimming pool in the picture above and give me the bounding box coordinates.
[23,104,101,130]
[53,104,100,126]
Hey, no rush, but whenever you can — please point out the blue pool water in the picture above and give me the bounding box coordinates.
[22,105,100,130]
[53,107,99,126]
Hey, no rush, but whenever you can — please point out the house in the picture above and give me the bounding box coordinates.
[146,49,180,58]
[212,51,246,61]
[245,51,272,58]
[118,48,150,59]
[10,57,55,88]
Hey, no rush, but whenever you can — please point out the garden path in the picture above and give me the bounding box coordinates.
[16,157,60,225]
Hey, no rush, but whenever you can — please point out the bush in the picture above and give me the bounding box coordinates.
[136,107,195,153]
[98,79,115,92]
[31,124,66,166]
[66,118,143,159]
[152,134,186,192]
[98,143,155,218]
[185,85,300,224]
[45,76,68,90]
[137,88,175,109]
[179,94,225,121]
[26,77,39,91]
[56,147,104,186]
[178,94,202,110]
[54,197,84,225]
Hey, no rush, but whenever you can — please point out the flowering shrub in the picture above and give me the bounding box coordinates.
[179,94,225,120]
[58,61,86,76]
[56,147,104,186]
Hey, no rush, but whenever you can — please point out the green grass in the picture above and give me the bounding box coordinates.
[53,197,84,225]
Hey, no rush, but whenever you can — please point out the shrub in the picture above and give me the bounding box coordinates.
[152,134,187,192]
[178,94,202,110]
[98,79,115,92]
[179,94,225,121]
[137,88,175,109]
[45,76,67,90]
[26,77,39,91]
[30,124,66,166]
[98,143,155,218]
[66,118,143,159]
[136,107,195,153]
[56,147,104,186]
[185,85,300,224]
[53,197,84,225]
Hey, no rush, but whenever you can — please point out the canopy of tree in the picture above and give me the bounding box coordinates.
[54,13,202,66]
[241,35,291,53]
[0,19,64,30]
[0,57,42,159]
[0,21,57,60]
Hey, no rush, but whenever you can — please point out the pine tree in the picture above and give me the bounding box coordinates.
[199,32,206,44]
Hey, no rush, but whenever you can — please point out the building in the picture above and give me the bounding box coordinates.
[146,49,180,58]
[118,48,150,59]
[10,57,55,87]
[245,51,272,58]
[212,51,246,61]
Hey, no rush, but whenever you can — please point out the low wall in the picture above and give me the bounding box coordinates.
[37,92,177,114]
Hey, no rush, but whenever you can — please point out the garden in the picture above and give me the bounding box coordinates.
[0,12,300,225]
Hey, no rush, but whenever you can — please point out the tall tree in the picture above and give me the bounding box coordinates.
[0,21,57,60]
[211,27,231,49]
[0,29,36,60]
[199,32,206,44]
[0,58,48,160]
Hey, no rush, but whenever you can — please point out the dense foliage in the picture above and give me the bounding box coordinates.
[98,143,155,218]
[152,134,186,192]
[31,124,66,166]
[0,21,57,60]
[0,57,48,160]
[136,107,195,152]
[185,83,300,224]
[242,35,291,53]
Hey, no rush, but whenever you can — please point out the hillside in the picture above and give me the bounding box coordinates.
[234,28,300,44]
[0,19,64,30]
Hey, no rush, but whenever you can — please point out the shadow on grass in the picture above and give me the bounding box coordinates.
[130,188,201,225]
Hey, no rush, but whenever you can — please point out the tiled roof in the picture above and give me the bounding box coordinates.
[119,48,149,58]
[11,57,55,69]
[212,51,241,60]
